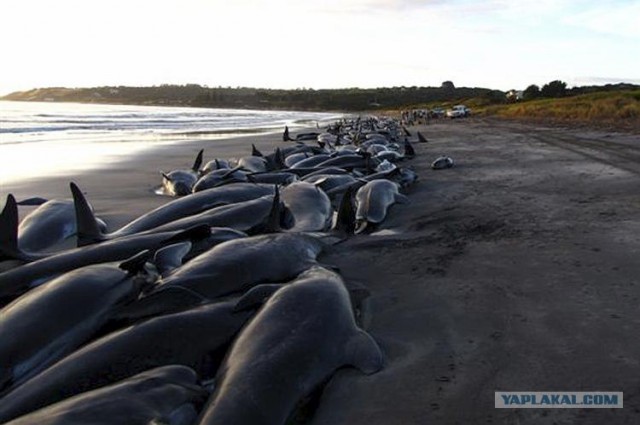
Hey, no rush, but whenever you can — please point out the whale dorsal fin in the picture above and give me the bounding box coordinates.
[153,242,192,277]
[251,144,264,157]
[192,149,204,172]
[333,184,356,235]
[264,186,281,234]
[404,139,416,158]
[70,182,106,246]
[346,330,384,375]
[274,147,286,170]
[0,194,22,261]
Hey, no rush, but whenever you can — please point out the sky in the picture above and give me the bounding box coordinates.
[1,0,639,95]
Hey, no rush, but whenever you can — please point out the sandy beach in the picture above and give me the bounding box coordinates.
[3,118,639,424]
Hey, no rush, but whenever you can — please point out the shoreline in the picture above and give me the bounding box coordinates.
[2,130,291,227]
[2,118,639,424]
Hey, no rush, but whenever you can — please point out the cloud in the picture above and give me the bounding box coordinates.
[569,76,640,86]
[564,1,640,38]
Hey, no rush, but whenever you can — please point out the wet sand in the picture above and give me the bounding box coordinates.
[3,118,639,424]
[2,131,287,228]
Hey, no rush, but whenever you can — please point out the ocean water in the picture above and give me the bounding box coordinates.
[0,101,340,184]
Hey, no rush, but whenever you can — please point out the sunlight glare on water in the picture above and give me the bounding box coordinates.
[0,101,340,184]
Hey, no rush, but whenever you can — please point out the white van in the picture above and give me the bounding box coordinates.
[446,105,471,118]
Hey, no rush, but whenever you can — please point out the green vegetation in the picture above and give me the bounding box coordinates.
[1,84,495,111]
[477,89,640,126]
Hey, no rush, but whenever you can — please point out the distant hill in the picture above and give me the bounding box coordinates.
[1,84,497,111]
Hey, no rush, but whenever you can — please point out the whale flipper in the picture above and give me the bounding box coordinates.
[234,283,285,312]
[347,330,384,375]
[16,197,49,206]
[118,250,151,275]
[394,193,410,204]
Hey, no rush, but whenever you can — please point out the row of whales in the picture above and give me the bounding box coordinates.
[0,115,420,424]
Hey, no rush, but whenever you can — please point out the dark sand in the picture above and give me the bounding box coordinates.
[3,119,640,424]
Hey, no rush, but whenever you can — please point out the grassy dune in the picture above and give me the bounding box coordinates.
[477,90,640,129]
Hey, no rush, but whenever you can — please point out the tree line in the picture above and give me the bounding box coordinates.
[3,83,496,111]
[519,81,638,101]
[4,81,638,110]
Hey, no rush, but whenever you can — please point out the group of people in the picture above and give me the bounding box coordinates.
[399,109,435,126]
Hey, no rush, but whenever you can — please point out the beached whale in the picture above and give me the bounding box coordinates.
[16,198,106,253]
[294,132,320,141]
[0,251,153,394]
[0,196,105,263]
[302,174,358,193]
[0,223,210,305]
[280,182,332,232]
[146,191,280,236]
[375,150,406,163]
[117,233,325,321]
[314,154,379,172]
[196,266,384,425]
[431,156,454,169]
[365,144,389,155]
[283,151,310,168]
[72,182,275,244]
[246,171,298,185]
[192,167,249,192]
[354,180,409,234]
[161,149,204,196]
[201,158,230,174]
[289,153,330,169]
[299,166,350,179]
[2,366,207,425]
[0,301,254,424]
[235,156,268,173]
